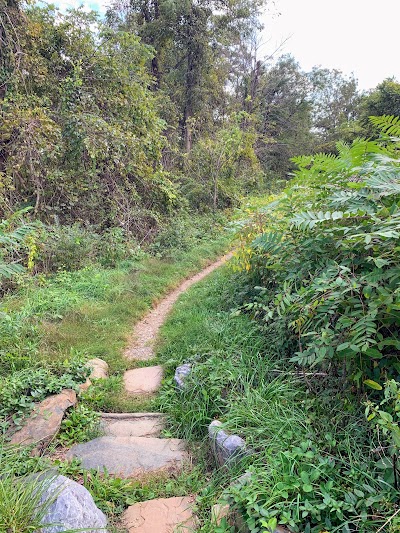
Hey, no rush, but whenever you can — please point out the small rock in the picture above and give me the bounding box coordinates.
[86,358,109,380]
[208,420,247,467]
[174,363,192,390]
[79,378,92,392]
[122,496,195,532]
[124,366,163,395]
[211,503,230,526]
[38,474,107,533]
[67,436,187,477]
[10,390,77,447]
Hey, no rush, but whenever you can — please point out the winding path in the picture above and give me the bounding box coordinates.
[69,252,233,532]
[124,252,233,361]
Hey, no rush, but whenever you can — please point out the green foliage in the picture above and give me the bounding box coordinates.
[359,80,400,138]
[36,224,141,272]
[58,404,101,446]
[365,379,400,448]
[0,470,58,532]
[184,115,263,210]
[224,441,397,533]
[150,212,227,258]
[253,55,314,178]
[156,265,399,532]
[0,209,39,286]
[0,4,173,231]
[308,67,361,151]
[0,445,74,532]
[236,131,400,384]
[369,114,400,138]
[0,359,88,433]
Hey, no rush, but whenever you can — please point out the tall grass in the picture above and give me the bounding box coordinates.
[155,266,398,532]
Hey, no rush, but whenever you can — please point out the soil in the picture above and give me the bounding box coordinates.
[124,253,233,360]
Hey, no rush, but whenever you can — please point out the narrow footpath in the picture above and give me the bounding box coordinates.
[68,253,233,532]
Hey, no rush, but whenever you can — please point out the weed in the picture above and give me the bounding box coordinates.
[58,404,101,446]
[155,264,400,532]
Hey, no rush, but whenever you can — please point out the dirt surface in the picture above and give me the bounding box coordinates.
[124,253,233,360]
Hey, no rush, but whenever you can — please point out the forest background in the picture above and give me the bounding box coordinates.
[1,0,399,251]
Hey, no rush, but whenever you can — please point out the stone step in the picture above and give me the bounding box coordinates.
[122,496,196,533]
[66,436,187,477]
[124,365,163,395]
[100,412,165,438]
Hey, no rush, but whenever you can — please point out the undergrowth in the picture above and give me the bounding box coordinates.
[0,210,234,530]
[155,266,399,532]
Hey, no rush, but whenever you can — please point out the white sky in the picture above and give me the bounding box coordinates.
[52,0,400,92]
[261,0,400,91]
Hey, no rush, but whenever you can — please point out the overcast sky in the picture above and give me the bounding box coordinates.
[262,0,400,91]
[53,0,400,92]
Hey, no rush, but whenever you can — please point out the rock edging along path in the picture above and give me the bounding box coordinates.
[124,253,233,361]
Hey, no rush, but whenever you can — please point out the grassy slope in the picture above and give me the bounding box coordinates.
[155,266,396,532]
[0,222,232,415]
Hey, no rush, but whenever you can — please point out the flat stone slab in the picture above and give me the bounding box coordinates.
[67,436,187,477]
[10,389,77,447]
[124,366,163,395]
[122,496,196,532]
[100,413,165,438]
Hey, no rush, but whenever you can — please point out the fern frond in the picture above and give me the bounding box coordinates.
[0,262,25,278]
[369,115,400,137]
[252,231,284,255]
[290,208,372,230]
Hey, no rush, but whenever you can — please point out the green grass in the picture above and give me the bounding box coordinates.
[0,213,233,530]
[154,267,399,532]
[0,220,231,412]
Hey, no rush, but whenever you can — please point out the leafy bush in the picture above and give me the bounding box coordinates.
[149,212,226,258]
[37,224,100,272]
[0,359,88,433]
[0,209,40,291]
[58,404,101,445]
[224,440,398,533]
[235,126,400,383]
[184,114,263,211]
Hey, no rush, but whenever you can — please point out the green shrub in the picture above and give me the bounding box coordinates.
[38,224,100,272]
[58,404,101,445]
[236,129,400,382]
[0,359,88,433]
[149,212,226,258]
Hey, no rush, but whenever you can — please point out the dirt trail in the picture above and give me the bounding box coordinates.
[124,253,233,360]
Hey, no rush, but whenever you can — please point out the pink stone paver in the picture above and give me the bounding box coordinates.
[124,365,163,395]
[122,496,196,532]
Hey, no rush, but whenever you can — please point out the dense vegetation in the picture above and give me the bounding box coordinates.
[157,123,400,533]
[1,0,400,530]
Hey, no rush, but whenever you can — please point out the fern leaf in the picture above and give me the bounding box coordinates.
[369,115,400,137]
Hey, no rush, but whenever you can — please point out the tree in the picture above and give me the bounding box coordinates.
[308,67,361,150]
[106,0,268,152]
[252,56,314,178]
[0,5,176,235]
[184,113,262,210]
[359,78,400,138]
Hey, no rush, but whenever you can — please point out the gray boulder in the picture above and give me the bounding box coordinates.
[208,420,247,467]
[39,474,107,532]
[174,363,192,390]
